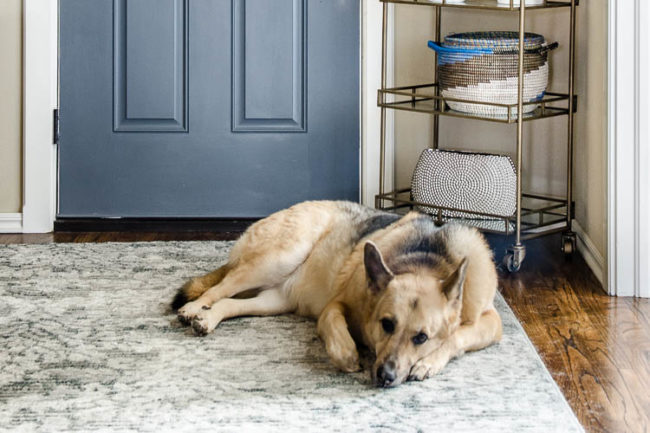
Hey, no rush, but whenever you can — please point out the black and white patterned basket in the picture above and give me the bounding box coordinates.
[411,149,517,220]
[428,32,558,117]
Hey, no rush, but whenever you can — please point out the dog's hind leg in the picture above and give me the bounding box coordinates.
[172,264,231,311]
[408,308,503,381]
[177,256,302,325]
[190,288,293,336]
[177,203,340,325]
[317,301,361,373]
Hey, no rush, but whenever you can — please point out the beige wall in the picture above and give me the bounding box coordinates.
[393,2,607,259]
[0,0,23,213]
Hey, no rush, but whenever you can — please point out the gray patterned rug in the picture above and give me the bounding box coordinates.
[0,242,583,433]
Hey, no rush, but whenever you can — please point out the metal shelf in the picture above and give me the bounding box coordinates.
[378,83,576,123]
[380,0,578,11]
[375,188,570,240]
[375,0,579,270]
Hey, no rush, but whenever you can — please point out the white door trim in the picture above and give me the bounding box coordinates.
[361,1,394,207]
[22,0,57,233]
[22,0,388,231]
[608,0,650,297]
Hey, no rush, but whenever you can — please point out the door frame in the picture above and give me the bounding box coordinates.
[22,0,58,233]
[607,0,650,297]
[21,0,392,232]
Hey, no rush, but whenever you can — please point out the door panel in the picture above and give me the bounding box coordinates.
[58,0,359,218]
[232,0,306,131]
[113,0,188,131]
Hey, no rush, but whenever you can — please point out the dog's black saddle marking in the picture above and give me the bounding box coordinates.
[387,216,453,274]
[400,234,449,260]
[356,213,402,243]
[407,216,449,253]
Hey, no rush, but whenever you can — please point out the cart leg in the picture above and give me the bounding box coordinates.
[504,244,526,273]
[432,6,441,149]
[561,1,578,257]
[508,1,527,273]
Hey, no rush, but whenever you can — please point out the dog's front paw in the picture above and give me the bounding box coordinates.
[408,354,448,381]
[177,300,210,325]
[334,352,361,373]
[326,341,361,373]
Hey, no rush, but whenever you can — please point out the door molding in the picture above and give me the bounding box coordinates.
[608,0,650,297]
[362,2,394,207]
[22,0,57,233]
[22,0,388,232]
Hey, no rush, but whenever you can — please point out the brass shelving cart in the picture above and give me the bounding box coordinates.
[374,0,579,272]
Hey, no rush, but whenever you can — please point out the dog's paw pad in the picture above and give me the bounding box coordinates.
[191,318,209,336]
[177,313,192,325]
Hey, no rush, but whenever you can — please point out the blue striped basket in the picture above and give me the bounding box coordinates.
[428,32,558,117]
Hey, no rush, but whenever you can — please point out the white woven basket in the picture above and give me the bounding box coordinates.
[411,149,517,219]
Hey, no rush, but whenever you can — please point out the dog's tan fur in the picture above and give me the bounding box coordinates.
[173,201,502,387]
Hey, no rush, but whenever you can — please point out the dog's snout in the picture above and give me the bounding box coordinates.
[376,360,397,387]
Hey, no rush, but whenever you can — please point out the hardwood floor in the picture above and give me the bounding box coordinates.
[491,234,650,433]
[1,231,648,433]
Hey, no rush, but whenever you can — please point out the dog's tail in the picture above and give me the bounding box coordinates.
[171,264,231,310]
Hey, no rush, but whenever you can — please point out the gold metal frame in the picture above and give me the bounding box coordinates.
[378,84,576,124]
[375,0,579,270]
[380,0,577,11]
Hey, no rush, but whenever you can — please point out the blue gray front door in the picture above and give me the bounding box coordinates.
[58,0,359,217]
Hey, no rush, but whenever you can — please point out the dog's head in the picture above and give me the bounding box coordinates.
[362,241,467,388]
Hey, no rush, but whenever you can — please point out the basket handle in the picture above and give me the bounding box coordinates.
[533,41,559,54]
[427,41,493,55]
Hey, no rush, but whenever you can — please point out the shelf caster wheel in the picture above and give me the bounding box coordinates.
[503,254,521,273]
[503,244,526,273]
[561,232,576,256]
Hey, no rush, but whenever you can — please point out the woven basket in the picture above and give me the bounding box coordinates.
[411,149,517,219]
[428,32,558,117]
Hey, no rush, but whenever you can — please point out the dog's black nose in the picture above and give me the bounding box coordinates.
[376,361,397,387]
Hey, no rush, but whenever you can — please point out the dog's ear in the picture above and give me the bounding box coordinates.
[364,241,394,293]
[442,258,468,304]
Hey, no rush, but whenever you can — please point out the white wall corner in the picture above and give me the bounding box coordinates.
[572,221,605,289]
[21,0,58,233]
[639,0,650,298]
[0,213,23,234]
[608,0,650,297]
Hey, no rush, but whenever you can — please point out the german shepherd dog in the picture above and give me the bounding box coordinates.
[173,201,502,387]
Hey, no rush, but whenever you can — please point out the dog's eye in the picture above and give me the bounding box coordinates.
[412,332,428,345]
[381,318,395,334]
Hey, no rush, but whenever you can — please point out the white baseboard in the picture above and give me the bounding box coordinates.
[0,213,23,233]
[572,220,606,288]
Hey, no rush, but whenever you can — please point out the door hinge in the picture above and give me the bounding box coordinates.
[53,108,60,145]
